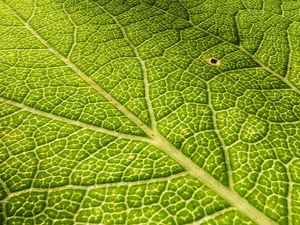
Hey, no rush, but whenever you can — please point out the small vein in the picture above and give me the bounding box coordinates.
[0,177,10,223]
[27,0,37,23]
[62,1,77,59]
[0,108,22,121]
[286,159,296,225]
[187,207,234,225]
[0,177,10,196]
[3,172,189,201]
[207,84,234,189]
[238,45,300,95]
[234,10,242,45]
[98,5,158,131]
[190,19,300,95]
[72,189,88,224]
[141,0,300,96]
[0,96,151,143]
[286,23,293,80]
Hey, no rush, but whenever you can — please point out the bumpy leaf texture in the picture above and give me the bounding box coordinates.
[0,0,300,224]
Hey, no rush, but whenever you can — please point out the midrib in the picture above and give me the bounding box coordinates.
[1,2,277,225]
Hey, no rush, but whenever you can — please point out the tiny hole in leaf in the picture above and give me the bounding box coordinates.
[208,58,220,66]
[210,58,218,64]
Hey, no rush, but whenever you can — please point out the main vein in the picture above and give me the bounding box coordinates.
[1,2,277,225]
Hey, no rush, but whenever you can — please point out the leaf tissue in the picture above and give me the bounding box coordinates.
[0,0,300,224]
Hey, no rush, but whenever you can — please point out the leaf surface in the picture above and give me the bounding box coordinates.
[0,0,300,224]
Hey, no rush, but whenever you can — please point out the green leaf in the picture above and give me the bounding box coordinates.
[0,0,299,224]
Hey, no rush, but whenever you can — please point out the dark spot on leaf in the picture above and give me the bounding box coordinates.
[210,58,218,64]
[208,58,220,66]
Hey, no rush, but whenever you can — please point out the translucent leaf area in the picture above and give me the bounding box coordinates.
[1,0,300,224]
